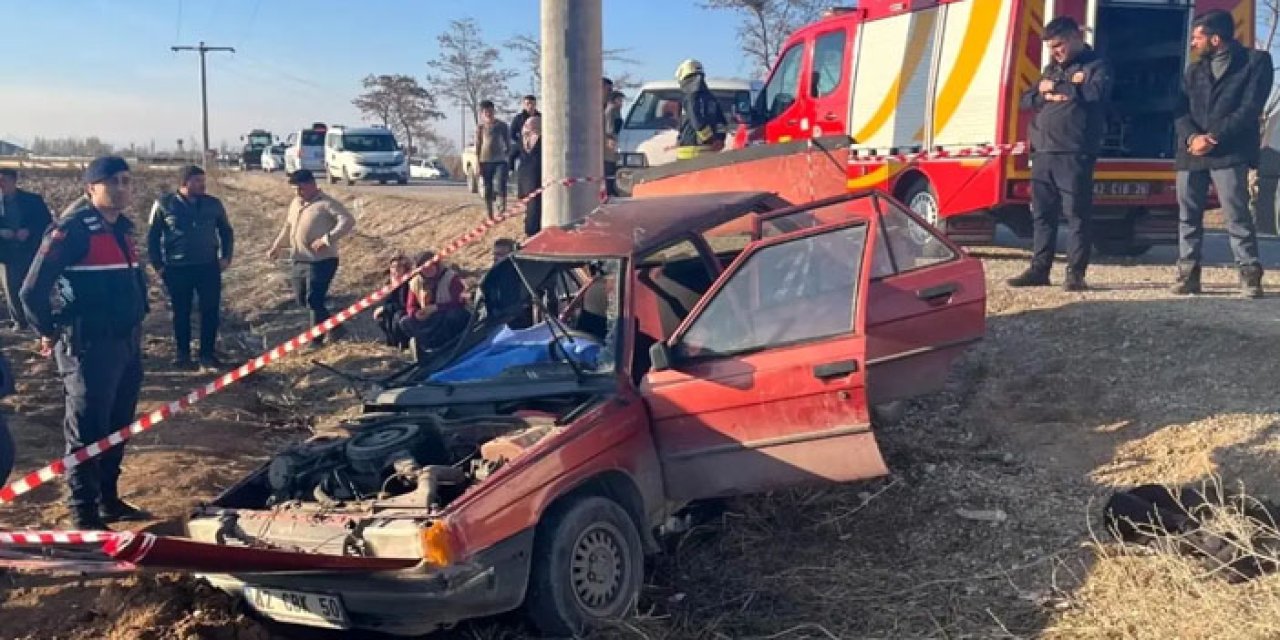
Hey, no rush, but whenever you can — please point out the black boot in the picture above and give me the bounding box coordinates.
[1170,260,1201,295]
[1240,264,1264,299]
[100,497,153,523]
[1006,267,1050,288]
[69,507,112,531]
[1063,271,1088,292]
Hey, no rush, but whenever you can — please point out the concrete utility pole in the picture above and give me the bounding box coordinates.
[540,0,603,227]
[171,41,235,168]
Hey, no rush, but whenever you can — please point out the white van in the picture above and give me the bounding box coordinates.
[324,125,409,185]
[617,78,754,168]
[284,122,328,174]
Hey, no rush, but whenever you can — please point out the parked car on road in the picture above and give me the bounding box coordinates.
[284,122,328,174]
[618,78,754,169]
[324,125,409,185]
[409,157,448,180]
[261,144,286,172]
[108,189,986,637]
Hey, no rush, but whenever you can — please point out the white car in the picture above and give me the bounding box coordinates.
[260,144,286,172]
[284,123,328,174]
[324,125,409,185]
[617,78,754,168]
[409,157,446,180]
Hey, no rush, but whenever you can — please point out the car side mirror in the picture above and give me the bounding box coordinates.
[649,342,673,372]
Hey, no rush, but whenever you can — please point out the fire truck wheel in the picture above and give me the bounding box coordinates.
[902,179,945,244]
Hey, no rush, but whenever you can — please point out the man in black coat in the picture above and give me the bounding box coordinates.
[1008,16,1112,291]
[1172,10,1274,298]
[0,169,53,330]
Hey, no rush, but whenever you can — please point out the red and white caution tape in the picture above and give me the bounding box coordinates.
[0,175,605,506]
[851,142,1029,164]
[0,530,118,545]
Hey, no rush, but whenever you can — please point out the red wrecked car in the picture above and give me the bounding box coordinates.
[108,190,986,636]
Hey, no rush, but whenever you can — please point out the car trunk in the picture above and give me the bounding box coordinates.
[1093,1,1193,160]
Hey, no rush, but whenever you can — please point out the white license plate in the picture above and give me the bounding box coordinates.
[1094,181,1150,197]
[243,586,349,629]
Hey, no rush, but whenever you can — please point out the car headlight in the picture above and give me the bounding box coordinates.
[621,153,648,168]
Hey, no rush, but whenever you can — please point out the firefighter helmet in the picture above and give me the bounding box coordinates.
[675,59,704,83]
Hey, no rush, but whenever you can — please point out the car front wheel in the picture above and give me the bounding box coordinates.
[525,495,643,637]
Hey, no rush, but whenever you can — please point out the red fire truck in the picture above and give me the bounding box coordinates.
[621,0,1254,256]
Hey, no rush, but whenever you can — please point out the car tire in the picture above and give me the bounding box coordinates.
[327,171,337,185]
[344,168,354,186]
[378,179,388,185]
[397,176,408,185]
[525,495,643,637]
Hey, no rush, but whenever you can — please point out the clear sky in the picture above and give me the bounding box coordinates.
[0,0,754,153]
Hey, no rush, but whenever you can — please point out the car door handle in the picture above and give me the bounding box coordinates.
[813,359,859,379]
[917,282,958,302]
[822,112,838,121]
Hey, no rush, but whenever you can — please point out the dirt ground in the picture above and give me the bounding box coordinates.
[1,168,1278,639]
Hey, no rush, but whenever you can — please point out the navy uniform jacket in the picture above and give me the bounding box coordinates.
[19,205,149,340]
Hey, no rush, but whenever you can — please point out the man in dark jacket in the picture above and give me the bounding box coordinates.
[20,156,152,530]
[148,165,234,370]
[0,169,53,330]
[674,59,729,161]
[1009,16,1112,291]
[1171,9,1274,298]
[508,95,540,167]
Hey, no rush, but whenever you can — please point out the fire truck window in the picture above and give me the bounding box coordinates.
[813,30,847,97]
[763,44,804,119]
[879,199,956,273]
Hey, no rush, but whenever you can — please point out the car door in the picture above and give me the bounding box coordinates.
[808,26,852,138]
[640,215,885,503]
[760,41,810,144]
[756,193,987,409]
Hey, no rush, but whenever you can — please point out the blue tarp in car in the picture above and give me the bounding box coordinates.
[428,322,602,383]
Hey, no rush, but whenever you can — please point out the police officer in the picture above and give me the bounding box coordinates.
[1009,16,1112,291]
[674,59,729,161]
[0,168,54,331]
[20,156,151,530]
[148,165,234,370]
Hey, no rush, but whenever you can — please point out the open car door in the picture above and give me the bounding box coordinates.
[755,192,987,409]
[640,213,884,503]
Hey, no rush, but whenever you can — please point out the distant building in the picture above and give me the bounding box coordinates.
[0,140,29,156]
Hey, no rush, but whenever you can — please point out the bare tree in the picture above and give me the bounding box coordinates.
[352,74,445,156]
[504,33,642,96]
[427,18,518,126]
[699,0,827,74]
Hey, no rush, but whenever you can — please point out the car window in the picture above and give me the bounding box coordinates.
[762,44,805,119]
[301,131,325,146]
[624,90,747,131]
[341,134,399,152]
[877,199,956,273]
[640,239,702,267]
[813,30,847,97]
[702,217,756,265]
[759,197,879,238]
[678,224,866,359]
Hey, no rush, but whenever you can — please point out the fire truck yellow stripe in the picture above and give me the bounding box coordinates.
[930,0,1003,138]
[853,10,938,144]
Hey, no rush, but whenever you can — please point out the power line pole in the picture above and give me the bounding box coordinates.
[541,0,603,227]
[171,41,235,168]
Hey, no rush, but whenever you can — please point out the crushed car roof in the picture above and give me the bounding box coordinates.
[520,191,788,258]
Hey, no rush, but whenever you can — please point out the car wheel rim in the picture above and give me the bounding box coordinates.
[570,522,628,616]
[908,190,940,243]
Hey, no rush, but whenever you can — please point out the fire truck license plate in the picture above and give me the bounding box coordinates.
[1094,181,1150,197]
[243,586,349,629]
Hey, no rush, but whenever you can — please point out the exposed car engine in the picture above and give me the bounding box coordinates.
[252,413,559,514]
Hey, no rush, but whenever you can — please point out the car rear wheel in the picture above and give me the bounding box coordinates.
[525,496,643,637]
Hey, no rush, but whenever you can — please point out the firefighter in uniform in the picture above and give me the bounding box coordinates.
[674,59,729,161]
[1009,16,1113,291]
[20,156,151,530]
